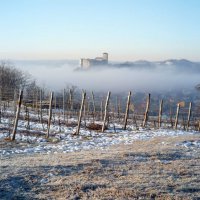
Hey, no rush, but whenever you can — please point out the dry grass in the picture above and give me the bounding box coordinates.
[86,123,103,131]
[1,134,200,199]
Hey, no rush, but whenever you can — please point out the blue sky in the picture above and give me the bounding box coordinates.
[0,0,200,61]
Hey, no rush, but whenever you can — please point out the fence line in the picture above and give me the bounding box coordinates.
[0,89,200,141]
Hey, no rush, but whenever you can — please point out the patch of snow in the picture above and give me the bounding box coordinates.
[0,126,199,158]
[0,109,199,158]
[176,140,200,148]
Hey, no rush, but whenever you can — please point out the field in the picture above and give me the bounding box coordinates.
[0,94,200,199]
[1,131,200,199]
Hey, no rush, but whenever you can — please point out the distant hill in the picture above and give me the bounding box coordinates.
[112,59,200,73]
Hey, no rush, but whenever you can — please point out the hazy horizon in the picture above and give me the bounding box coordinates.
[8,59,199,93]
[1,1,200,93]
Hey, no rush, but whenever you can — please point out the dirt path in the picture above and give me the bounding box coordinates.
[1,134,200,199]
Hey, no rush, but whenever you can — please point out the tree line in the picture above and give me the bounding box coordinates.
[0,62,39,101]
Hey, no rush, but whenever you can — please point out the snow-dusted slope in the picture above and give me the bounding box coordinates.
[0,119,198,158]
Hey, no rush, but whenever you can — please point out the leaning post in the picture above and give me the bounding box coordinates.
[143,93,151,127]
[174,103,180,130]
[186,102,192,131]
[158,99,163,128]
[102,91,111,132]
[46,92,53,138]
[75,91,86,135]
[12,90,23,141]
[123,91,131,130]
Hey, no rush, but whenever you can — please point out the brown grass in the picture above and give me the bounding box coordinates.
[1,134,200,199]
[86,123,103,131]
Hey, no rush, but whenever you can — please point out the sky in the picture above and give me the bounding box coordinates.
[0,0,200,61]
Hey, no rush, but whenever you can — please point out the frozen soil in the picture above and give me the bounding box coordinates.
[1,134,200,200]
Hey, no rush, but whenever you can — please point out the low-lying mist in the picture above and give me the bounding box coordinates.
[14,60,200,93]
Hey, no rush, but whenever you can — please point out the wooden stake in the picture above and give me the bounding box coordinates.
[63,89,65,120]
[170,105,173,128]
[101,100,103,121]
[83,100,86,122]
[186,102,192,131]
[112,103,115,121]
[26,106,30,130]
[12,90,23,141]
[102,91,111,132]
[13,90,17,114]
[0,96,2,123]
[36,89,38,112]
[69,89,73,110]
[133,115,138,130]
[87,99,90,121]
[143,93,150,127]
[46,92,53,138]
[0,94,1,123]
[91,91,96,114]
[198,121,200,132]
[39,89,43,123]
[174,103,180,130]
[182,116,186,130]
[117,98,121,123]
[75,91,86,135]
[123,91,131,130]
[158,99,163,128]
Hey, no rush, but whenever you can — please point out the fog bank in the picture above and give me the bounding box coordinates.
[13,60,199,93]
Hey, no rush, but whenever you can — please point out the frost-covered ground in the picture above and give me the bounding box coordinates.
[0,113,199,158]
[1,134,200,199]
[1,109,200,199]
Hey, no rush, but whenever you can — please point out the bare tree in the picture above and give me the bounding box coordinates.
[0,62,30,100]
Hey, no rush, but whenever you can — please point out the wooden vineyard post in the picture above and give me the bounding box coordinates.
[75,91,86,135]
[198,121,200,132]
[54,94,57,110]
[46,92,53,138]
[39,89,43,123]
[84,99,89,121]
[100,100,103,121]
[0,94,2,123]
[158,99,163,128]
[36,89,39,113]
[143,93,151,127]
[111,103,115,121]
[91,91,96,121]
[123,91,131,130]
[133,115,138,130]
[53,94,56,124]
[102,91,111,132]
[169,106,173,128]
[69,89,73,115]
[13,90,17,114]
[117,97,121,123]
[83,99,86,122]
[186,102,192,131]
[12,90,23,141]
[63,89,65,121]
[115,96,119,122]
[174,103,180,130]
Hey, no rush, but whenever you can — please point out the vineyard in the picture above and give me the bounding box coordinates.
[1,88,200,199]
[0,88,200,158]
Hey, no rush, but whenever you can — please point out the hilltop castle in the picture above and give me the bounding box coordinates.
[80,53,108,69]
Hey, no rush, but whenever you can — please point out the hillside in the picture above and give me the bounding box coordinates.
[1,134,200,199]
